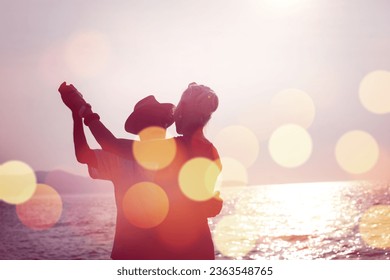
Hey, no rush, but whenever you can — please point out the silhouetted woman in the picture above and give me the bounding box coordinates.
[154,82,222,259]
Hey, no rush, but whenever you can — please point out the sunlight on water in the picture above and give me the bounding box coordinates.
[214,181,385,260]
[214,214,259,258]
[2,181,390,259]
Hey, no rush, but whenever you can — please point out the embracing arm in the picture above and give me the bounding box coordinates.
[200,191,223,218]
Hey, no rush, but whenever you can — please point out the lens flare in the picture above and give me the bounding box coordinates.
[122,182,169,229]
[16,184,62,230]
[213,214,259,258]
[335,130,379,174]
[133,127,177,170]
[263,0,309,9]
[65,30,111,78]
[359,70,390,114]
[271,88,316,129]
[359,205,390,249]
[213,125,260,168]
[237,89,315,142]
[179,158,221,201]
[38,43,70,87]
[219,157,248,187]
[268,124,313,168]
[0,161,37,205]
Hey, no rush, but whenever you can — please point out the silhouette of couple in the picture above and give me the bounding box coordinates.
[58,82,223,260]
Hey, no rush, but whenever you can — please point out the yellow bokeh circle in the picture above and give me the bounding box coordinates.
[213,215,258,258]
[269,124,313,168]
[214,125,259,168]
[122,182,169,229]
[271,88,316,129]
[335,130,379,174]
[0,160,37,205]
[359,205,390,249]
[133,127,177,170]
[219,157,248,187]
[359,70,390,114]
[65,30,111,78]
[179,157,221,201]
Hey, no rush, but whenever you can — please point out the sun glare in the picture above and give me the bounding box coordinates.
[262,0,310,11]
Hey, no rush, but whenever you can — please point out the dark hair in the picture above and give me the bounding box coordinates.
[180,83,218,120]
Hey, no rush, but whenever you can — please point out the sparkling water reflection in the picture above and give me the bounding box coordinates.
[213,181,390,260]
[1,181,390,259]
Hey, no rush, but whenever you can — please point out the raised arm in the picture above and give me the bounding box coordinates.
[82,107,133,157]
[72,112,97,167]
[58,82,133,157]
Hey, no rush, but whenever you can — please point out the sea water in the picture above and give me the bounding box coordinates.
[1,181,390,260]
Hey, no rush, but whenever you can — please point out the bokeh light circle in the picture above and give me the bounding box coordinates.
[335,130,379,174]
[271,88,316,129]
[219,157,248,187]
[65,30,111,78]
[179,157,221,201]
[213,215,259,258]
[122,182,169,229]
[359,205,390,249]
[133,127,177,170]
[213,125,260,168]
[268,124,313,168]
[0,160,37,205]
[16,184,62,230]
[359,70,390,114]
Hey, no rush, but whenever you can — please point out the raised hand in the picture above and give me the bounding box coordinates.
[58,82,88,113]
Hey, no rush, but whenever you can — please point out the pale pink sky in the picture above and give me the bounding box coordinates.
[1,0,390,185]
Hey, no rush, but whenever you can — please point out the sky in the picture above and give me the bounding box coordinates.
[1,0,390,185]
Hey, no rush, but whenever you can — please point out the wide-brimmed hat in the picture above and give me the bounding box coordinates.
[125,95,175,134]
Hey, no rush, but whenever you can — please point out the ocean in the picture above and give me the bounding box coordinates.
[1,181,390,260]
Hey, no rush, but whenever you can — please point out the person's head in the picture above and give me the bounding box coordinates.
[125,95,175,140]
[174,82,218,135]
